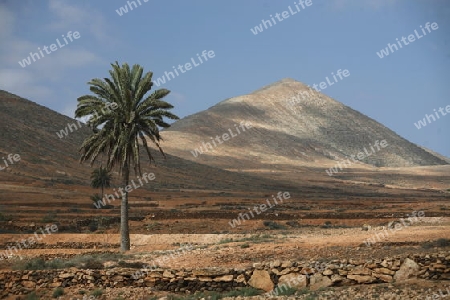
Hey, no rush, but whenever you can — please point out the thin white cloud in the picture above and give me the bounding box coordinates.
[47,0,111,43]
[30,47,103,81]
[0,5,14,38]
[0,68,54,99]
[0,0,108,113]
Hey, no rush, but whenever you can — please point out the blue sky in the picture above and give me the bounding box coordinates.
[0,0,449,157]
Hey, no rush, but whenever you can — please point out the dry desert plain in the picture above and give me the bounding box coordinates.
[1,168,450,299]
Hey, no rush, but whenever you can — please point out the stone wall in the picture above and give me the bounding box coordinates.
[1,251,449,297]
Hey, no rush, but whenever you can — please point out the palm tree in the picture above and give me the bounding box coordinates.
[75,62,179,251]
[90,166,112,203]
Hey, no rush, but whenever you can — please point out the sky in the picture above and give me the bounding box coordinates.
[0,0,449,157]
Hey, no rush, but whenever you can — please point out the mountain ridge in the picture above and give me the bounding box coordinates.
[161,79,448,169]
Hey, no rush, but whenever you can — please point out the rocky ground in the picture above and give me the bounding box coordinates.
[12,280,450,300]
[1,219,449,299]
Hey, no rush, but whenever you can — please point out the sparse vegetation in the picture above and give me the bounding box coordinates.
[145,222,163,231]
[25,292,39,300]
[436,238,450,247]
[41,212,57,223]
[0,213,13,221]
[118,260,144,268]
[223,287,263,297]
[275,286,298,296]
[88,220,99,232]
[263,220,286,230]
[421,238,450,249]
[90,289,104,297]
[13,253,125,270]
[165,287,263,299]
[52,287,64,298]
[218,238,234,244]
[218,234,274,245]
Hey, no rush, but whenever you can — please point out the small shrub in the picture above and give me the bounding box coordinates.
[52,287,64,298]
[25,292,39,300]
[0,213,13,221]
[275,286,297,296]
[299,206,312,210]
[436,238,450,247]
[240,243,250,248]
[15,258,46,270]
[218,238,234,244]
[286,221,300,227]
[14,253,123,270]
[69,207,80,213]
[225,287,262,297]
[421,241,434,249]
[297,288,310,295]
[83,259,104,269]
[263,221,286,230]
[90,289,103,297]
[88,221,98,232]
[145,222,162,231]
[118,260,143,268]
[42,212,57,223]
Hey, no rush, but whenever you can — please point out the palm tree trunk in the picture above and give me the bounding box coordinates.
[120,162,131,251]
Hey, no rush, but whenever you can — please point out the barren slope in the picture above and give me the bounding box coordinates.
[160,79,448,170]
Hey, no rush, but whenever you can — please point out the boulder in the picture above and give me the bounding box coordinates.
[248,270,274,292]
[309,273,332,291]
[278,273,307,289]
[393,258,420,281]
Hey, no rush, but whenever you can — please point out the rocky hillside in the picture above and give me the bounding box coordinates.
[0,90,289,191]
[160,79,448,169]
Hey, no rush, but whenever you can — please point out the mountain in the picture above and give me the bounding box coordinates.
[0,90,288,192]
[0,79,448,201]
[160,78,448,170]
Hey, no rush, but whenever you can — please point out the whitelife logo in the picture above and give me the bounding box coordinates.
[93,172,155,209]
[363,211,425,246]
[228,192,290,228]
[250,0,313,35]
[414,104,450,129]
[326,140,389,176]
[190,121,252,158]
[0,224,58,260]
[0,153,21,171]
[115,0,149,16]
[18,31,81,68]
[153,50,215,87]
[376,22,439,59]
